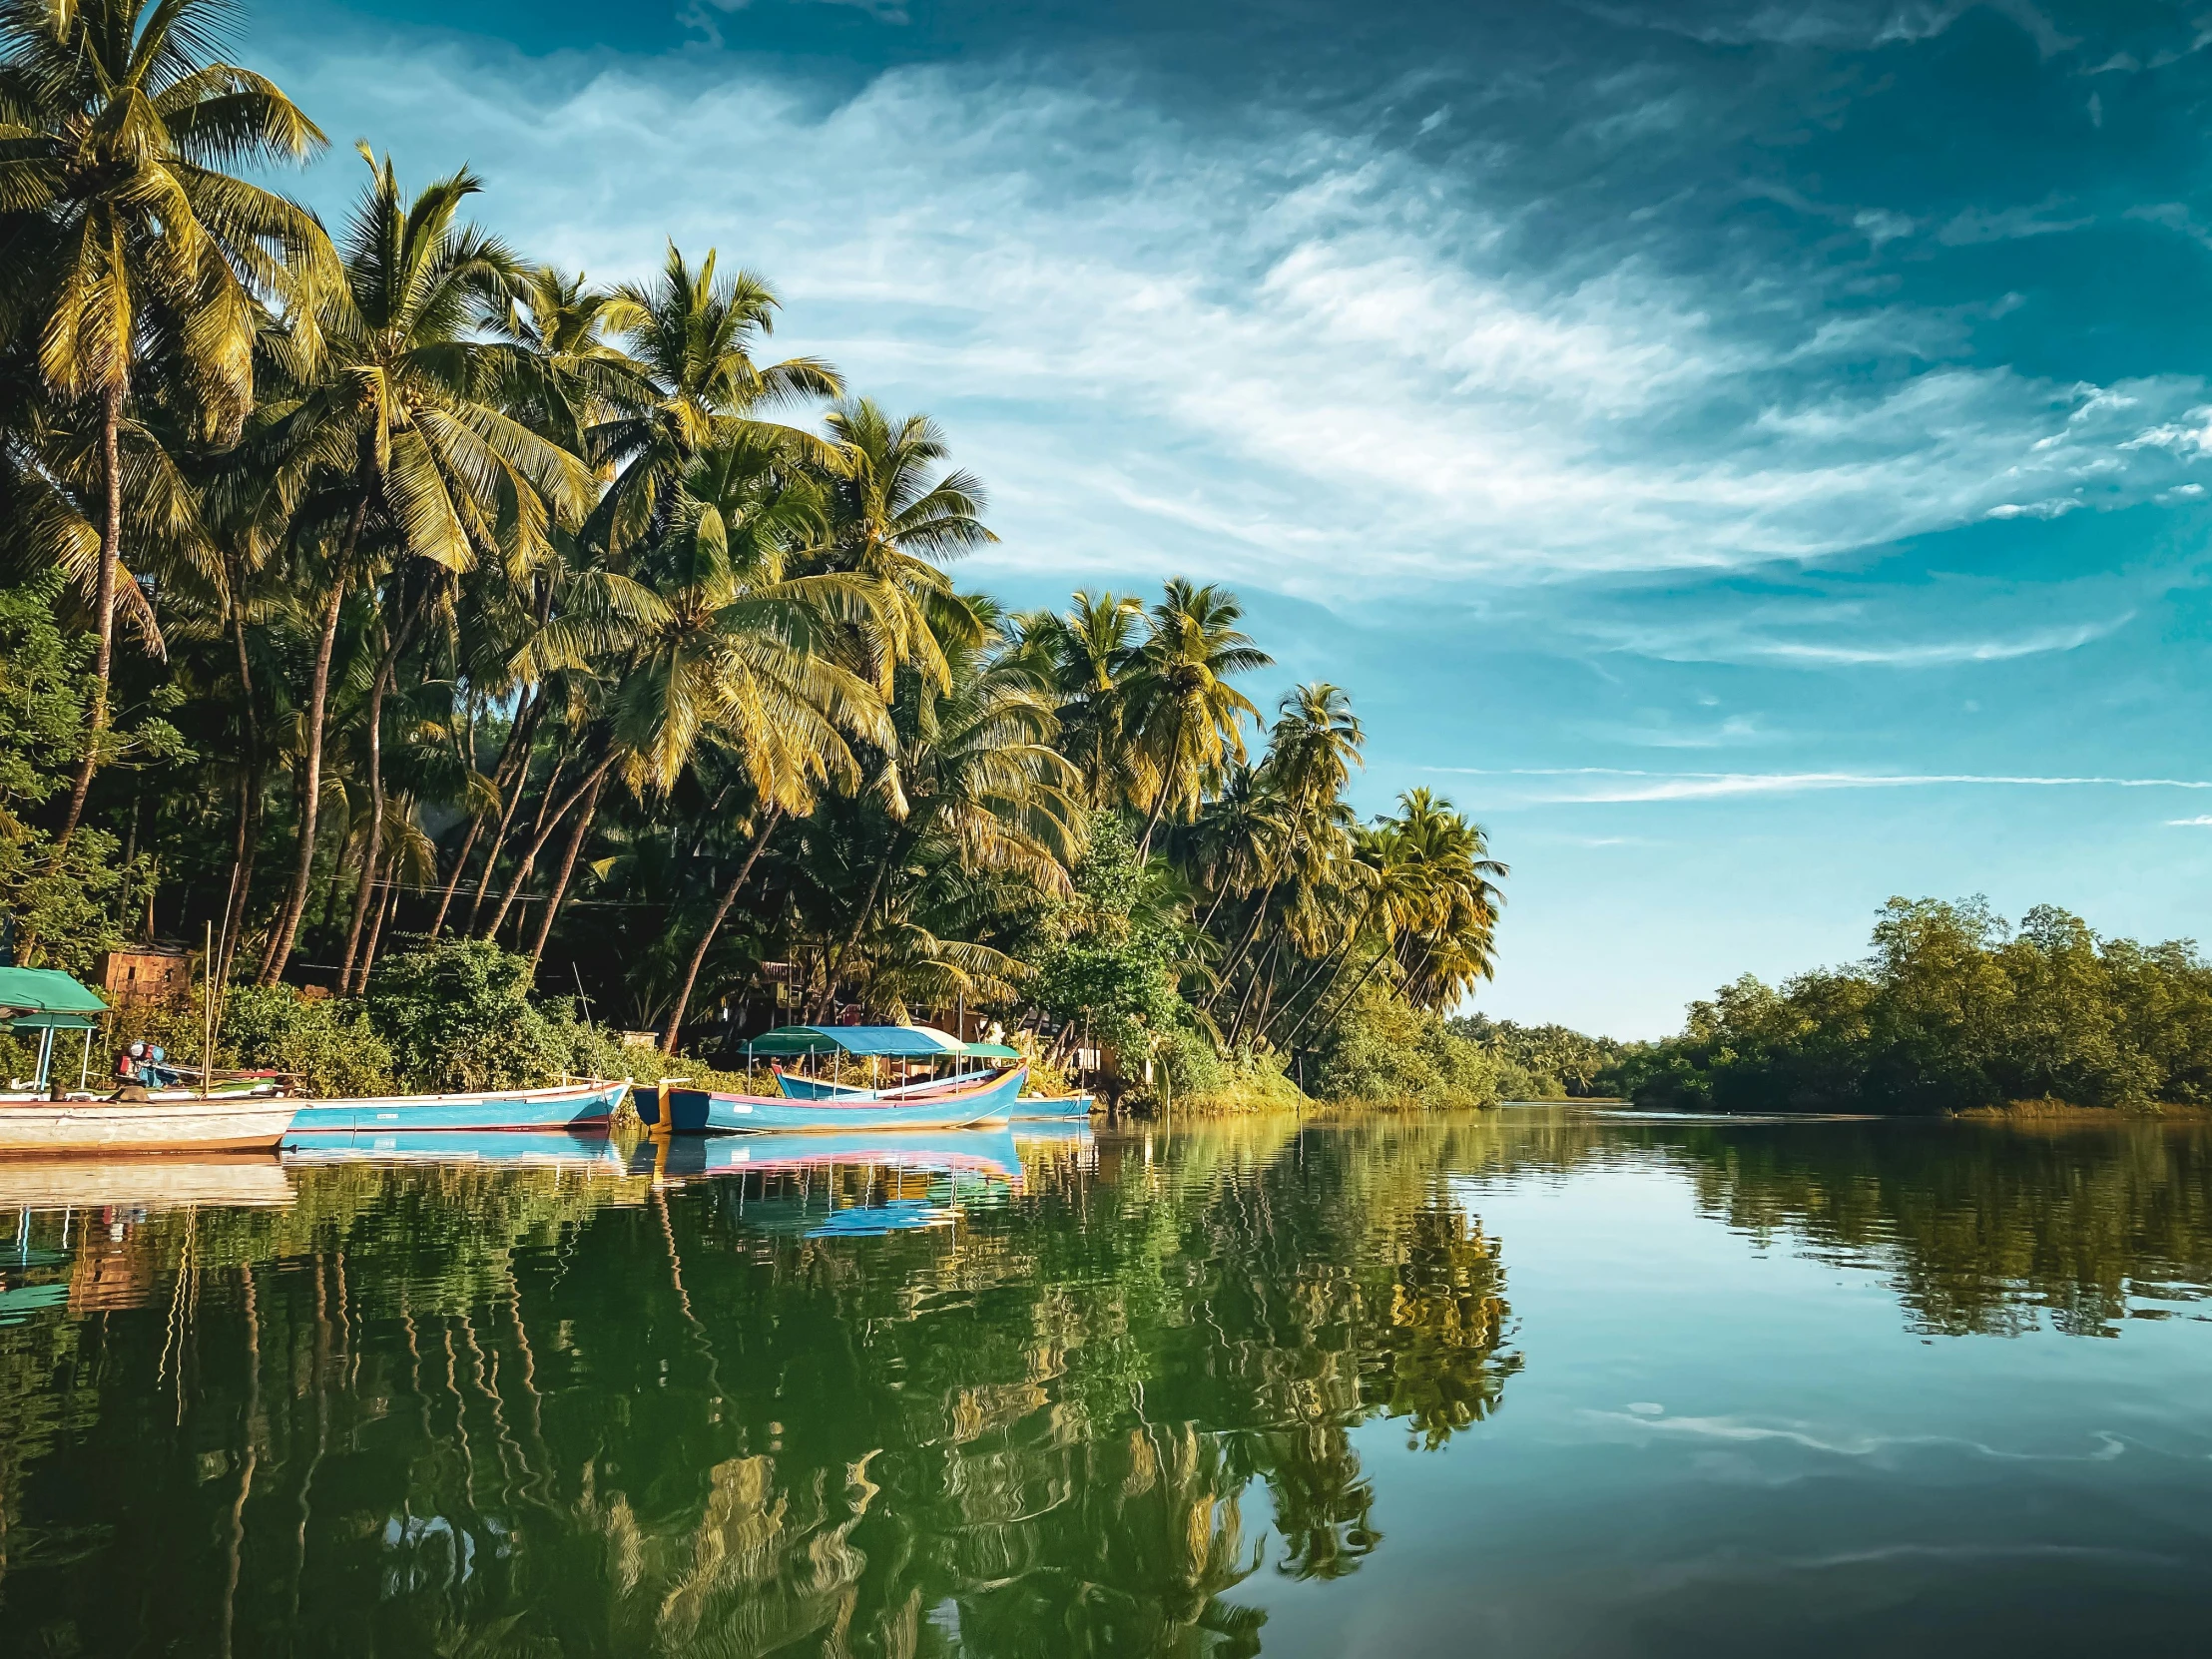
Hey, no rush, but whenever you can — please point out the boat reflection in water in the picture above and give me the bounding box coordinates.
[630,1124,1042,1237]
[0,1153,297,1325]
[0,1152,295,1212]
[280,1128,627,1171]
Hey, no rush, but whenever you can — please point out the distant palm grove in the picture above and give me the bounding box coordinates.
[0,0,1518,1107]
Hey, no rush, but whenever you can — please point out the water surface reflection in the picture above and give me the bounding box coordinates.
[0,1113,2203,1656]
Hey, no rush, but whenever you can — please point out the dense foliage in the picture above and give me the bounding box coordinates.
[0,0,1509,1107]
[1451,1013,1633,1099]
[1614,897,2212,1115]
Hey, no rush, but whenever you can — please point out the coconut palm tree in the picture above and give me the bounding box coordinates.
[1018,589,1145,809]
[0,0,332,843]
[254,150,593,984]
[633,431,896,1049]
[808,397,995,695]
[817,598,1083,1016]
[586,245,840,559]
[1128,579,1271,855]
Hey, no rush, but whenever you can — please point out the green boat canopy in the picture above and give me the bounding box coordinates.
[0,966,107,1018]
[745,1024,1017,1061]
[10,1012,97,1032]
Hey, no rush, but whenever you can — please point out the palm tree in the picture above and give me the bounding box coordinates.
[809,397,996,695]
[1019,589,1145,809]
[481,264,642,456]
[817,598,1083,1016]
[0,0,331,844]
[1127,579,1272,854]
[1295,790,1506,1042]
[586,244,840,559]
[631,431,895,1049]
[254,151,592,985]
[1212,685,1364,1044]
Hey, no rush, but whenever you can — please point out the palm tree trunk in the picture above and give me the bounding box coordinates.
[217,577,264,988]
[260,478,372,985]
[1226,932,1284,1051]
[1201,887,1274,1013]
[1307,940,1394,1043]
[339,584,428,992]
[817,842,896,1021]
[56,383,126,850]
[357,871,398,988]
[472,737,566,936]
[429,690,539,941]
[525,772,602,976]
[661,807,784,1055]
[1270,931,1363,1050]
[484,752,610,943]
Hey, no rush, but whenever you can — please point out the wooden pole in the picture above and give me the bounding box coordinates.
[203,920,213,1100]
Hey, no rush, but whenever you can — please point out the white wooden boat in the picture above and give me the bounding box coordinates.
[0,1099,299,1154]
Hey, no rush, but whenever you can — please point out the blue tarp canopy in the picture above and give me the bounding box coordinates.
[745,1025,968,1059]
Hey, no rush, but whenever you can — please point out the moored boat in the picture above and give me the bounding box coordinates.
[0,1099,300,1154]
[283,1077,631,1136]
[777,1069,1095,1120]
[639,1063,1027,1134]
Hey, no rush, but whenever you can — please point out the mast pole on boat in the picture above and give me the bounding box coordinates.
[202,920,213,1101]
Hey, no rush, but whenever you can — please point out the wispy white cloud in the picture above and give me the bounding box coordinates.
[2168,816,2212,827]
[1429,767,2212,804]
[263,38,2212,598]
[1565,609,2133,668]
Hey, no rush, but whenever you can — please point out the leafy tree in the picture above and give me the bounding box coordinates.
[0,0,328,840]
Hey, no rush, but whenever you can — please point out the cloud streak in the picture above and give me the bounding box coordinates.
[262,33,2212,598]
[1431,768,2212,804]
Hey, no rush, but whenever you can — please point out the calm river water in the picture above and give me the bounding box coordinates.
[0,1110,2207,1657]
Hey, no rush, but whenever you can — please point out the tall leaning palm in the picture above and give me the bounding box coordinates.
[0,0,330,843]
[256,151,591,984]
[1128,579,1272,854]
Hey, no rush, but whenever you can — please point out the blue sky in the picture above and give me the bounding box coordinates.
[255,0,2212,1036]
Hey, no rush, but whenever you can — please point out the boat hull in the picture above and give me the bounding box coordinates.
[776,1070,1093,1120]
[1008,1093,1093,1121]
[283,1078,631,1137]
[775,1068,993,1101]
[0,1101,300,1154]
[642,1065,1026,1134]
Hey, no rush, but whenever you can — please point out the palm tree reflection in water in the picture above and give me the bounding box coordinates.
[0,1125,1525,1656]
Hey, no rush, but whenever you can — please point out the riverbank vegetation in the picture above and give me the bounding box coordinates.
[0,0,1509,1109]
[1613,897,2212,1116]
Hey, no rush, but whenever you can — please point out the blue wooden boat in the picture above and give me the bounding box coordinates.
[282,1077,631,1137]
[638,1064,1026,1134]
[774,1068,1094,1121]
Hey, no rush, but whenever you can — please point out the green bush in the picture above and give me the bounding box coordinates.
[220,986,395,1096]
[364,939,567,1091]
[1314,985,1500,1110]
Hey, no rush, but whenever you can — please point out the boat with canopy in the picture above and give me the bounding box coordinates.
[0,968,298,1152]
[749,1024,1093,1119]
[639,1026,1029,1133]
